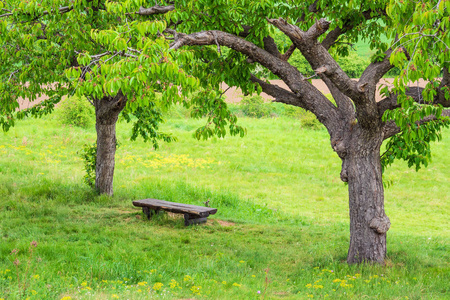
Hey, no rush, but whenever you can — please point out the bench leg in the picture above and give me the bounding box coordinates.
[184,213,207,226]
[142,207,159,220]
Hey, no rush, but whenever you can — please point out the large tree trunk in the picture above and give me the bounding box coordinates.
[341,129,391,264]
[94,92,127,196]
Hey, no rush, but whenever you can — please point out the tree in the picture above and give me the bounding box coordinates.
[0,0,243,195]
[1,0,449,265]
[164,0,450,264]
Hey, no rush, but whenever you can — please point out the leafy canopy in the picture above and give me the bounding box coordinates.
[0,0,244,144]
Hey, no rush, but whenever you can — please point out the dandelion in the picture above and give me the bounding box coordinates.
[152,282,163,292]
[306,283,312,288]
[232,283,242,287]
[222,281,227,285]
[251,275,256,278]
[60,297,72,300]
[137,281,147,286]
[33,274,40,279]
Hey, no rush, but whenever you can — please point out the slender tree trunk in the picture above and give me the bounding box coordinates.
[342,130,391,264]
[94,92,127,196]
[95,122,117,196]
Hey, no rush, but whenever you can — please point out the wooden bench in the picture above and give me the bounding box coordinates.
[132,199,217,226]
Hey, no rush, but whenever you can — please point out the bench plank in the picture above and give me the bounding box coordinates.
[133,199,217,219]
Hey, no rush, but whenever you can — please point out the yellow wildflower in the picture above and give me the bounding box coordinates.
[152,282,163,291]
[222,281,227,285]
[251,275,256,278]
[112,295,119,299]
[306,283,312,288]
[31,290,37,295]
[190,285,202,295]
[81,282,87,287]
[333,279,341,283]
[313,285,324,289]
[232,283,242,287]
[33,274,40,279]
[169,279,179,289]
[60,297,72,300]
[239,260,246,263]
[183,275,192,282]
[137,281,147,286]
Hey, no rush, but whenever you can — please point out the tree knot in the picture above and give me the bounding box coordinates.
[369,216,391,234]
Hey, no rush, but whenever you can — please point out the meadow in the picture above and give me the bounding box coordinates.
[0,104,449,299]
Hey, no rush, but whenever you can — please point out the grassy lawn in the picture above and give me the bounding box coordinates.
[0,111,449,299]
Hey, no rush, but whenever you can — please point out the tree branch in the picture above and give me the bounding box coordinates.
[128,5,175,16]
[358,49,394,92]
[378,83,450,117]
[0,6,73,19]
[169,29,341,130]
[280,44,296,61]
[249,74,305,108]
[262,36,281,59]
[382,109,450,139]
[267,17,361,101]
[438,67,450,105]
[321,9,385,50]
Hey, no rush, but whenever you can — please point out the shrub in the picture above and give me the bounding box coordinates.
[282,105,306,119]
[336,52,369,78]
[300,112,322,130]
[57,96,95,128]
[79,143,96,188]
[241,95,270,118]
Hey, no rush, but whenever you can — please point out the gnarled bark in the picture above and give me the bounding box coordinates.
[341,127,390,264]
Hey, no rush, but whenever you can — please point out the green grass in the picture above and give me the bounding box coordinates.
[0,112,449,299]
